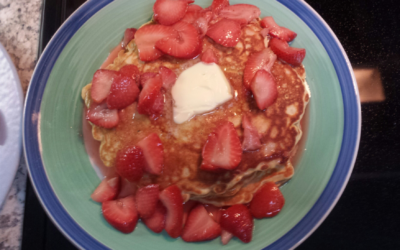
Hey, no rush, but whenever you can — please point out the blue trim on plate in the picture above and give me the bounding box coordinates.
[23,0,360,249]
[23,0,113,249]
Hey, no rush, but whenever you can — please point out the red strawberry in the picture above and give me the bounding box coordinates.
[183,200,198,226]
[181,204,222,242]
[251,70,278,110]
[107,75,140,110]
[201,121,242,171]
[249,182,285,218]
[159,66,177,89]
[102,195,138,233]
[269,37,306,66]
[119,64,140,79]
[211,0,229,14]
[136,184,160,219]
[91,176,120,203]
[135,25,179,61]
[140,72,157,88]
[260,28,269,38]
[221,229,233,245]
[90,69,120,103]
[142,201,166,233]
[260,16,297,42]
[220,204,253,243]
[153,0,191,26]
[159,185,184,238]
[122,28,137,48]
[181,8,212,37]
[100,45,123,69]
[156,22,201,59]
[115,146,145,182]
[194,16,210,37]
[206,19,241,47]
[201,48,218,64]
[219,4,260,24]
[117,178,137,199]
[86,102,119,129]
[137,133,164,175]
[137,75,163,115]
[243,48,277,88]
[150,92,165,116]
[241,114,262,151]
[187,4,203,12]
[204,204,222,223]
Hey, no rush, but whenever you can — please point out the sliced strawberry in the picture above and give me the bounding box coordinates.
[159,185,184,238]
[221,230,233,245]
[250,182,285,218]
[211,0,229,14]
[201,121,242,171]
[91,176,120,203]
[156,21,201,59]
[219,4,260,24]
[119,64,140,79]
[204,204,222,223]
[159,66,177,89]
[100,45,123,69]
[251,70,278,110]
[91,69,120,103]
[201,48,218,64]
[86,102,119,129]
[269,37,306,66]
[220,204,253,243]
[153,0,190,26]
[181,9,212,37]
[137,133,164,175]
[115,146,145,182]
[242,114,262,151]
[260,28,269,38]
[137,75,163,114]
[107,75,140,110]
[140,72,157,88]
[183,200,198,226]
[243,48,277,88]
[136,184,160,218]
[260,16,297,42]
[206,19,241,47]
[142,201,166,233]
[122,28,137,48]
[102,195,138,233]
[187,4,203,12]
[150,92,165,116]
[135,25,179,61]
[181,204,221,242]
[117,178,137,199]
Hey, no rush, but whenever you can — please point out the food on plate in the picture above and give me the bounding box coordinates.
[81,0,309,244]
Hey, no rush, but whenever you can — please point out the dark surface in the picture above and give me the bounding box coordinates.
[22,0,400,249]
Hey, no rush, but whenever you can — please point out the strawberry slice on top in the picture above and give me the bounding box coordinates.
[220,204,253,243]
[159,66,177,89]
[201,48,218,64]
[219,4,261,24]
[241,114,262,151]
[243,48,277,88]
[269,37,306,66]
[102,195,139,233]
[249,182,285,218]
[142,201,166,233]
[115,145,145,182]
[137,133,164,175]
[210,0,230,14]
[91,176,121,203]
[121,28,137,48]
[137,74,163,115]
[140,72,157,88]
[251,69,278,110]
[86,102,119,129]
[107,75,140,110]
[159,185,184,238]
[136,184,160,219]
[260,16,297,42]
[201,121,242,171]
[91,69,120,103]
[206,19,241,47]
[153,0,192,26]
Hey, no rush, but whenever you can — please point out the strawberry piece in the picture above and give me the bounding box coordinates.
[91,69,120,103]
[122,28,137,48]
[140,72,157,88]
[249,182,285,218]
[260,28,269,38]
[135,25,179,61]
[243,48,277,88]
[269,37,306,66]
[153,0,190,26]
[142,201,166,233]
[201,121,242,171]
[181,8,212,37]
[206,19,241,47]
[219,4,260,24]
[136,184,160,218]
[156,21,201,59]
[204,204,222,223]
[119,64,140,79]
[220,204,253,243]
[115,146,145,182]
[100,45,123,69]
[117,178,137,199]
[183,200,198,226]
[86,102,119,129]
[201,48,218,64]
[251,70,278,110]
[242,114,262,151]
[91,176,120,203]
[260,16,297,42]
[150,92,165,116]
[102,195,138,233]
[211,0,229,14]
[159,185,184,238]
[221,230,233,245]
[181,204,222,242]
[137,133,164,175]
[137,75,163,114]
[187,4,203,12]
[107,75,140,110]
[159,66,177,89]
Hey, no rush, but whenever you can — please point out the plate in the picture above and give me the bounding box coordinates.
[0,42,23,208]
[23,0,361,249]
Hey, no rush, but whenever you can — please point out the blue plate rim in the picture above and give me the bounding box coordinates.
[22,0,361,249]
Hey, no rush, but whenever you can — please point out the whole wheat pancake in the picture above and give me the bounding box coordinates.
[82,20,310,206]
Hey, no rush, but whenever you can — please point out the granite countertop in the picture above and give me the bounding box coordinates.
[0,0,42,249]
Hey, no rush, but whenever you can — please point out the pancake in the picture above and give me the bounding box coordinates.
[82,20,310,206]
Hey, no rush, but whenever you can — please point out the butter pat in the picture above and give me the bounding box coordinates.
[171,62,233,124]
